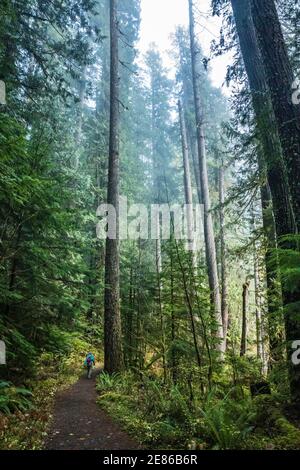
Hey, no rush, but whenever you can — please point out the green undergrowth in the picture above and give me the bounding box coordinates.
[0,334,97,450]
[96,371,300,450]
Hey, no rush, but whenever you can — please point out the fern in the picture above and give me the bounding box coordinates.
[0,380,33,415]
[97,372,121,392]
[198,389,255,449]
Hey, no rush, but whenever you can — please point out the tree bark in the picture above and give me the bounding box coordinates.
[74,66,86,170]
[240,281,250,357]
[178,98,196,258]
[254,263,263,362]
[175,27,202,205]
[170,246,178,383]
[219,163,229,350]
[232,0,300,403]
[190,136,202,205]
[251,0,300,231]
[250,0,300,404]
[260,183,285,366]
[231,0,295,237]
[104,0,124,374]
[174,238,202,370]
[188,0,224,353]
[156,232,167,383]
[252,228,266,371]
[124,264,134,367]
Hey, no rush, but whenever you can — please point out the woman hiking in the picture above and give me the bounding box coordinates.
[84,352,95,379]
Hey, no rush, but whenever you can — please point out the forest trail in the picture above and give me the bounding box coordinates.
[44,369,139,450]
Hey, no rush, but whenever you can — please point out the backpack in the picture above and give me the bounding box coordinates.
[87,356,92,366]
[85,353,94,367]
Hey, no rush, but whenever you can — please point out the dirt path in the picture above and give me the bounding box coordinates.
[44,369,139,450]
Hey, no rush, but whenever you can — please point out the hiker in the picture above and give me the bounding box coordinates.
[84,352,95,379]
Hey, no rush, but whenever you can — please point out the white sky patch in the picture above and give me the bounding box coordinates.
[138,0,233,95]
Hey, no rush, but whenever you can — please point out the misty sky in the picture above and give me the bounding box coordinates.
[138,0,232,94]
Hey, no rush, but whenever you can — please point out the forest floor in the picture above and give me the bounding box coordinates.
[44,368,139,450]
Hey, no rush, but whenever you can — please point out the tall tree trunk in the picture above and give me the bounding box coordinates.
[188,0,224,353]
[240,281,250,357]
[250,0,300,404]
[231,0,295,237]
[170,246,178,383]
[174,238,202,370]
[251,0,300,230]
[74,66,86,170]
[156,232,167,383]
[134,239,144,369]
[231,0,300,403]
[104,0,123,374]
[253,232,265,366]
[190,136,202,205]
[254,261,267,375]
[178,98,196,258]
[260,184,285,366]
[219,163,229,350]
[124,264,134,367]
[175,29,202,204]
